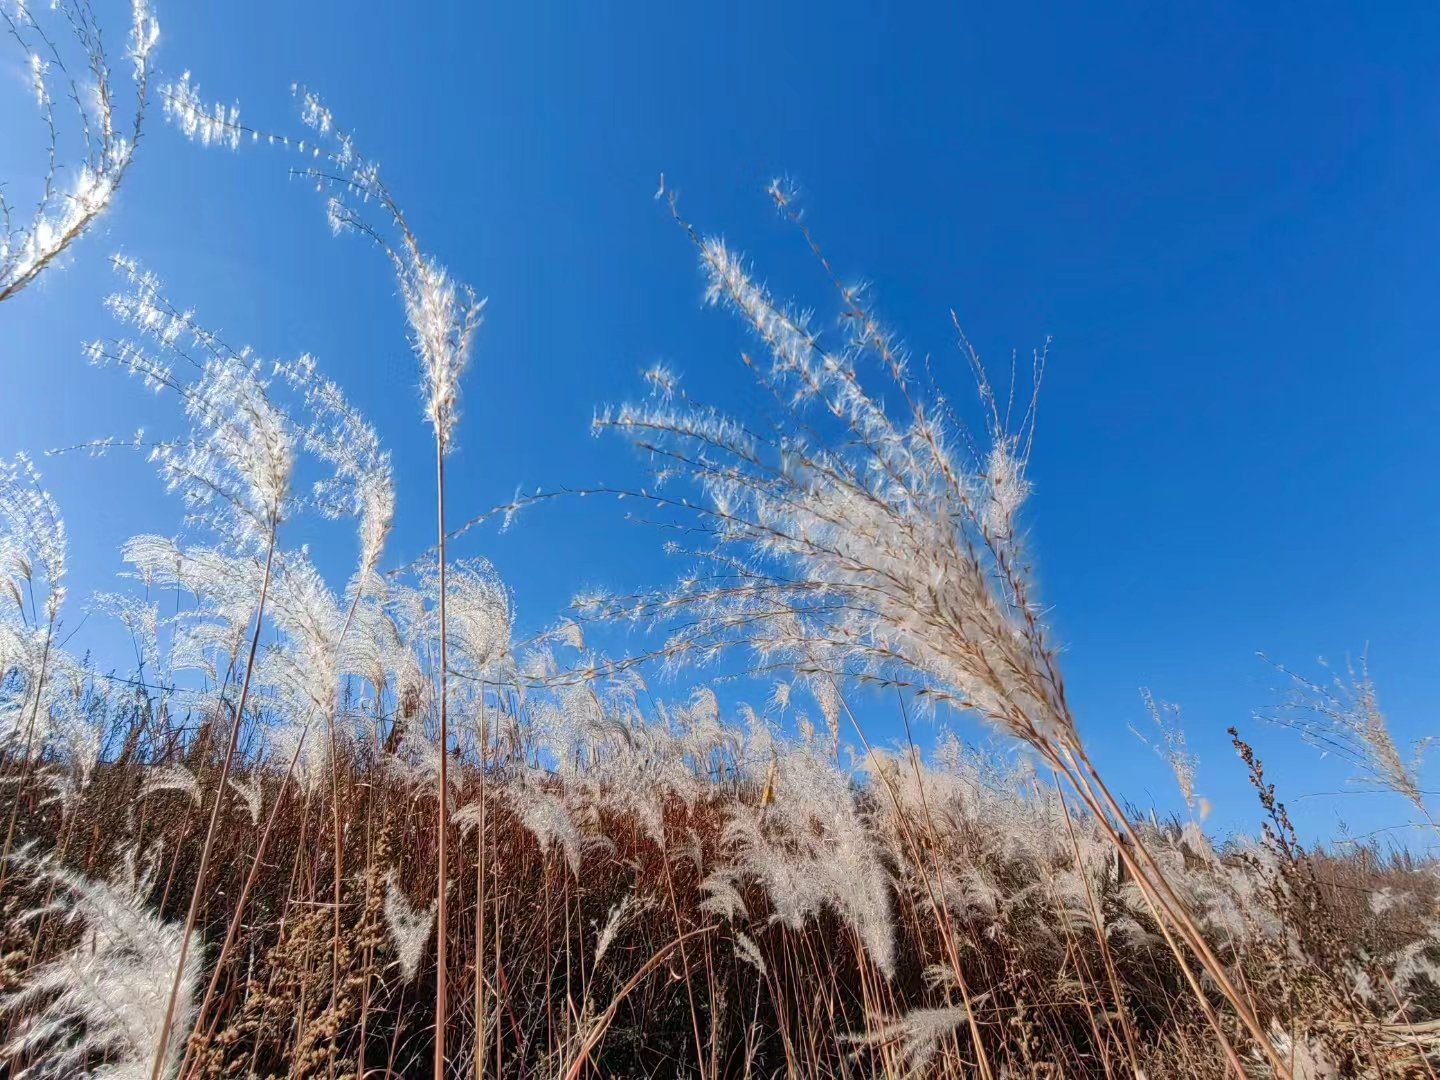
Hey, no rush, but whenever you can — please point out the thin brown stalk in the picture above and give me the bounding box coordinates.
[560,926,718,1080]
[1055,780,1143,1076]
[434,439,451,1080]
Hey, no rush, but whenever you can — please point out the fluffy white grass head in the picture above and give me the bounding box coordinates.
[595,207,1070,768]
[139,763,201,808]
[844,1003,990,1076]
[383,871,436,983]
[1,0,158,302]
[0,849,201,1079]
[0,453,66,624]
[157,77,487,452]
[1263,654,1432,816]
[161,72,241,150]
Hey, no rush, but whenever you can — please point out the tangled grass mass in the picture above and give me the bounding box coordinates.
[2,4,1437,1078]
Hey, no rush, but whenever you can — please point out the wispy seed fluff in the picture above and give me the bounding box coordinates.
[401,255,485,446]
[599,224,1065,759]
[383,872,436,982]
[1,0,159,302]
[161,72,242,150]
[0,851,202,1080]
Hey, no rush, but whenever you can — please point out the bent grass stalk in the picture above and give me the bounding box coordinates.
[560,925,718,1080]
[1059,747,1287,1079]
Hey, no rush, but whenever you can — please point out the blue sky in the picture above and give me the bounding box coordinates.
[4,1,1438,843]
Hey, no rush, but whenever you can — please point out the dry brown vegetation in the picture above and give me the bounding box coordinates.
[1,701,1437,1078]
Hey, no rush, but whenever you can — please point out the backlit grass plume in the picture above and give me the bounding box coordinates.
[1,847,200,1079]
[593,184,1291,1077]
[1,0,159,303]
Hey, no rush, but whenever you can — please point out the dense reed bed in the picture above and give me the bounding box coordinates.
[2,667,1437,1078]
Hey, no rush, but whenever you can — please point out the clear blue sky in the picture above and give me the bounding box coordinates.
[4,1,1438,843]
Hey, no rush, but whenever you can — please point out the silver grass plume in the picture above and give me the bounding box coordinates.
[138,763,200,808]
[594,191,1068,766]
[89,257,295,550]
[1262,654,1433,825]
[276,353,395,590]
[720,729,895,976]
[1132,689,1202,816]
[844,1003,991,1077]
[592,193,1298,1070]
[0,0,160,303]
[0,454,69,756]
[459,780,582,875]
[156,78,486,449]
[383,871,435,983]
[732,930,767,976]
[0,453,66,626]
[226,773,262,825]
[594,893,649,968]
[0,848,201,1079]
